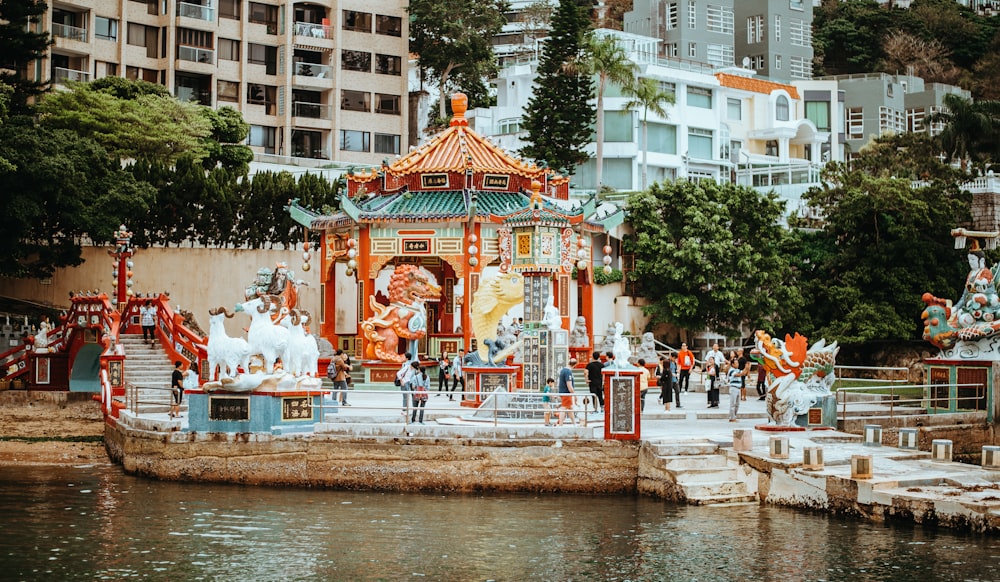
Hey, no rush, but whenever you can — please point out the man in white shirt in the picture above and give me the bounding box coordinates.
[704,343,726,407]
[450,349,466,401]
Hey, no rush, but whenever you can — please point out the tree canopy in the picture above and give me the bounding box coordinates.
[0,0,51,113]
[625,180,801,337]
[409,0,508,120]
[519,0,594,175]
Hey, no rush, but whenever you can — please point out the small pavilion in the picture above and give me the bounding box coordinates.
[291,94,624,364]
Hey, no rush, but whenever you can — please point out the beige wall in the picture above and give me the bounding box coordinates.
[0,246,322,339]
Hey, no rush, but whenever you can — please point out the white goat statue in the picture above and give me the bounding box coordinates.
[279,309,320,377]
[234,295,289,374]
[206,307,251,380]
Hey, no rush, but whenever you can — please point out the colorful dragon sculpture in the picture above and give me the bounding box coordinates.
[921,244,1000,352]
[753,329,839,426]
[361,264,441,363]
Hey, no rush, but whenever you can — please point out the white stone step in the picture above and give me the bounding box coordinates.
[686,493,759,506]
[680,479,750,499]
[656,454,730,470]
[648,441,720,456]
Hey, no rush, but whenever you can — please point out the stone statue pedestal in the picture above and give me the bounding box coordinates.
[187,385,326,434]
[461,365,518,408]
[602,367,642,441]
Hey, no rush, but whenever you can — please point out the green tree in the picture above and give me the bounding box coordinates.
[520,0,594,175]
[792,134,969,343]
[625,180,800,336]
[201,106,253,172]
[0,118,155,277]
[0,0,51,113]
[623,77,674,190]
[584,34,637,192]
[36,82,212,164]
[927,93,1000,173]
[813,0,894,76]
[409,0,508,119]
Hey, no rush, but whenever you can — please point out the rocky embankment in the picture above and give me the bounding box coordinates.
[0,392,109,466]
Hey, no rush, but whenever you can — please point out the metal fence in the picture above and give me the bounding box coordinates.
[835,383,988,420]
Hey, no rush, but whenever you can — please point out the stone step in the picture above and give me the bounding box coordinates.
[656,454,730,469]
[680,479,750,499]
[673,467,741,484]
[686,493,759,506]
[648,440,720,456]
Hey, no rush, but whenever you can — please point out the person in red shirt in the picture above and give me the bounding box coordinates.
[676,343,695,393]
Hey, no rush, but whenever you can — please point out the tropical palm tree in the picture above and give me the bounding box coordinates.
[584,34,637,192]
[623,77,675,190]
[927,93,1000,173]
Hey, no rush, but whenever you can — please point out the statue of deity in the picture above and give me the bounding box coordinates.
[541,294,561,331]
[612,322,631,365]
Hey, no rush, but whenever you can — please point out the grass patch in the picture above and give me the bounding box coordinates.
[0,436,104,443]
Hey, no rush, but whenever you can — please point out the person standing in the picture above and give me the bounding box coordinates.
[410,366,430,424]
[637,358,650,413]
[436,353,451,394]
[727,357,743,422]
[331,350,351,406]
[140,300,156,344]
[663,353,681,409]
[396,355,416,414]
[735,347,750,401]
[586,351,605,413]
[450,349,465,401]
[170,360,184,419]
[541,377,555,426]
[603,351,615,367]
[756,362,767,401]
[556,359,577,426]
[676,343,695,393]
[704,343,725,407]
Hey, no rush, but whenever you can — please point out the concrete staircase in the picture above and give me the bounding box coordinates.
[639,440,758,505]
[119,334,186,415]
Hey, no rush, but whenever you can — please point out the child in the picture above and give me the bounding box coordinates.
[727,357,742,422]
[541,377,554,426]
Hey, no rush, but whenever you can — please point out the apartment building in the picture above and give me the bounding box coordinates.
[623,0,735,66]
[39,0,409,165]
[733,0,813,82]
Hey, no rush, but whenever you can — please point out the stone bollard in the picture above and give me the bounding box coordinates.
[803,446,824,470]
[983,446,1000,469]
[898,428,918,450]
[768,436,790,459]
[863,424,882,447]
[732,429,753,452]
[851,454,873,479]
[931,439,953,462]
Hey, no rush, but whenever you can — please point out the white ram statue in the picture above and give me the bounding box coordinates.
[206,307,251,380]
[279,309,320,377]
[234,295,289,374]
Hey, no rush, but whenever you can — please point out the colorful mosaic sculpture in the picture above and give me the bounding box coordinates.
[754,329,839,426]
[361,264,441,363]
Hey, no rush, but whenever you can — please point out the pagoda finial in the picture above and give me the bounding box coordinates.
[450,93,469,127]
[530,180,543,209]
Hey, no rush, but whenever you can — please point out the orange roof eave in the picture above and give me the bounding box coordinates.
[715,73,800,100]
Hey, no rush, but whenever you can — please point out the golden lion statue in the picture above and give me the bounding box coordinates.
[362,265,441,363]
[471,272,524,362]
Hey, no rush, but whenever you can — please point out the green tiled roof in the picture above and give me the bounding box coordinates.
[355,190,468,221]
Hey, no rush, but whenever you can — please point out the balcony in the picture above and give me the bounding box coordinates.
[177,2,215,21]
[177,45,215,64]
[293,61,331,79]
[294,21,332,39]
[52,22,88,43]
[293,101,331,120]
[53,67,91,84]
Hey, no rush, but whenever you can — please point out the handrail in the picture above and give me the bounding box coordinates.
[835,383,987,420]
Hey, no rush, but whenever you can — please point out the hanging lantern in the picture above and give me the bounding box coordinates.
[347,259,357,269]
[468,245,478,255]
[602,245,612,255]
[577,260,587,270]
[302,251,311,262]
[301,262,311,272]
[126,260,134,269]
[603,265,612,275]
[347,248,357,259]
[113,270,118,278]
[469,234,478,244]
[126,289,134,297]
[347,238,356,248]
[127,271,134,278]
[303,241,310,251]
[577,249,587,259]
[603,255,613,266]
[577,238,585,248]
[469,257,479,267]
[345,268,354,277]
[126,279,134,288]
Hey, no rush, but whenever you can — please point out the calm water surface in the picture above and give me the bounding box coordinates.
[0,463,997,581]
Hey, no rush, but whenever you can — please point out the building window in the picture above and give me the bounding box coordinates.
[805,101,830,131]
[218,79,239,102]
[749,55,764,70]
[375,54,401,76]
[374,133,401,154]
[774,15,781,42]
[775,54,781,70]
[127,22,150,46]
[647,123,677,154]
[340,129,370,152]
[247,83,276,114]
[790,19,811,47]
[790,0,804,10]
[847,107,863,139]
[343,10,372,32]
[776,95,789,121]
[375,15,401,37]
[765,140,778,156]
[178,27,212,48]
[603,111,633,142]
[727,98,741,120]
[688,127,713,159]
[218,38,240,61]
[688,42,696,58]
[249,125,276,154]
[686,86,712,109]
[706,43,733,66]
[95,17,118,42]
[375,93,400,115]
[341,89,370,112]
[706,5,733,34]
[342,50,371,72]
[665,43,678,57]
[665,3,678,29]
[497,118,521,134]
[687,0,696,29]
[248,43,277,75]
[747,15,763,44]
[248,2,278,32]
[789,55,811,79]
[219,0,240,19]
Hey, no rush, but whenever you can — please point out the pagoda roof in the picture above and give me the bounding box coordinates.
[347,93,570,188]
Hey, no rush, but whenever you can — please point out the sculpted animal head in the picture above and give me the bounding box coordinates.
[472,273,524,321]
[921,293,956,349]
[389,265,441,304]
[754,329,808,379]
[208,306,235,322]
